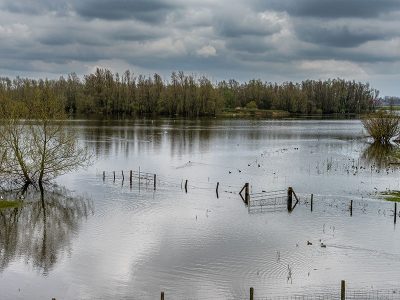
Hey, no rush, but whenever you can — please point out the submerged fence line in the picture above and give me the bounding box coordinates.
[154,281,400,300]
[100,168,243,195]
[99,168,400,223]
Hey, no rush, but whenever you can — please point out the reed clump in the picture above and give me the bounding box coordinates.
[362,111,400,144]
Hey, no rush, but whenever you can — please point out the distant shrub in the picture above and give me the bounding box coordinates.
[246,101,258,110]
[362,111,400,144]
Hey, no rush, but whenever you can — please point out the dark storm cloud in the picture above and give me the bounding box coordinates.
[0,0,400,95]
[262,0,400,18]
[73,0,175,22]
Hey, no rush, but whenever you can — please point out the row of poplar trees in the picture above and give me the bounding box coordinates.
[0,68,379,117]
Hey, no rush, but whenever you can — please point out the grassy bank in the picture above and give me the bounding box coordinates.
[217,109,291,118]
[377,106,400,111]
[381,191,400,202]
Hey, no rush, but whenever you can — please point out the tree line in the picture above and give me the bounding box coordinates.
[0,69,379,117]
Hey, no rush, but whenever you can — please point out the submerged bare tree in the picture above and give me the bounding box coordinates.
[0,185,93,274]
[362,111,400,144]
[0,88,91,187]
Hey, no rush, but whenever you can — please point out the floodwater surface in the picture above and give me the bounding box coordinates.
[1,119,400,299]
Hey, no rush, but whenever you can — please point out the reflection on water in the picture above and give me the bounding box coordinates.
[0,186,93,275]
[362,142,400,169]
[79,119,360,161]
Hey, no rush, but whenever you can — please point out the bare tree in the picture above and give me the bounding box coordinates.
[0,91,91,188]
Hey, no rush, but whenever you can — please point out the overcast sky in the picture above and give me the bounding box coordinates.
[0,0,399,96]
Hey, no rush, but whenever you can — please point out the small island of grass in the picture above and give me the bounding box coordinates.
[381,191,400,202]
[0,200,23,210]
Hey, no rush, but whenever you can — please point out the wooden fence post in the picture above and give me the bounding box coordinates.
[185,180,188,193]
[103,171,105,181]
[130,170,132,185]
[245,183,250,205]
[154,174,157,190]
[161,291,164,300]
[395,202,397,224]
[250,287,254,300]
[311,193,313,212]
[287,187,293,212]
[216,182,219,198]
[122,170,124,181]
[341,280,345,300]
[113,171,115,182]
[350,200,353,217]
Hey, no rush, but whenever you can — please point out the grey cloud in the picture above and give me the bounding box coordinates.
[73,0,175,22]
[225,37,274,54]
[215,17,281,38]
[297,46,400,64]
[296,25,382,48]
[110,28,165,42]
[261,0,400,18]
[0,0,68,15]
[37,23,164,47]
[38,32,107,47]
[0,0,400,95]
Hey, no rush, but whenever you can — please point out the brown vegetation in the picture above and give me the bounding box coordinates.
[362,111,400,144]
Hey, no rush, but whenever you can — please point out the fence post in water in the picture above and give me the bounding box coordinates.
[245,183,250,205]
[287,187,293,212]
[161,291,164,300]
[185,180,188,193]
[341,280,345,300]
[130,170,133,185]
[154,174,157,190]
[103,171,105,181]
[350,200,353,217]
[113,171,115,182]
[395,202,397,224]
[250,287,254,300]
[122,170,124,181]
[311,194,313,212]
[216,182,219,198]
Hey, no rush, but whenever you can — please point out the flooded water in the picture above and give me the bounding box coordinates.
[1,119,400,299]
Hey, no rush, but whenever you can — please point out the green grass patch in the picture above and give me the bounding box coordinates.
[381,191,400,202]
[377,106,400,111]
[0,200,23,210]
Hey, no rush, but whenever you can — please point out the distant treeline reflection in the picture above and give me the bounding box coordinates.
[0,69,378,117]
